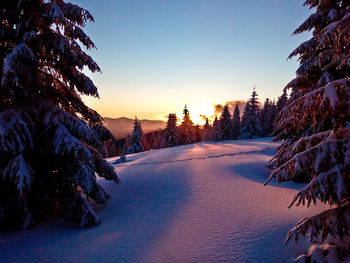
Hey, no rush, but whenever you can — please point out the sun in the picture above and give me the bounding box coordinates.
[187,102,215,126]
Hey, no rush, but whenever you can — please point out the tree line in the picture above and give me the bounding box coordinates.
[125,88,288,154]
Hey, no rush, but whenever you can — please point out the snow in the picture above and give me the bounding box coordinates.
[0,138,324,262]
[1,43,35,87]
[3,154,33,196]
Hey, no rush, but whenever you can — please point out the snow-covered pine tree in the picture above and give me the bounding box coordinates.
[232,104,241,139]
[209,116,221,141]
[202,118,212,140]
[240,88,263,139]
[0,0,120,229]
[163,113,178,147]
[219,104,233,140]
[265,1,350,261]
[127,117,144,154]
[260,98,278,137]
[178,105,194,145]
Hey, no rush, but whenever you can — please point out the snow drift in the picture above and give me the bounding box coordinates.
[0,138,324,262]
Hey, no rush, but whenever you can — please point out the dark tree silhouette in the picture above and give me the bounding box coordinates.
[163,113,178,147]
[178,105,194,145]
[219,104,233,140]
[232,104,241,139]
[260,98,277,137]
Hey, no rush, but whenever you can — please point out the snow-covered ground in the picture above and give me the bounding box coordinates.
[0,138,324,263]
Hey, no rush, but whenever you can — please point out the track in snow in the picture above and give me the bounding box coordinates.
[115,147,276,167]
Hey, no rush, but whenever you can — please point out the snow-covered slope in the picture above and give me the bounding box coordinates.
[0,138,323,263]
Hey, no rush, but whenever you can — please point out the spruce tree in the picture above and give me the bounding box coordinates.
[232,104,241,139]
[163,113,178,147]
[276,89,288,113]
[265,1,350,261]
[202,118,212,141]
[179,105,194,145]
[260,98,278,137]
[209,116,221,141]
[219,104,233,140]
[0,0,120,230]
[240,89,263,139]
[127,117,144,154]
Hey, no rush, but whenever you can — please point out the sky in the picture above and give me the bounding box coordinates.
[71,0,312,124]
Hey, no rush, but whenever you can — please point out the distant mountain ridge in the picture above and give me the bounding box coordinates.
[104,117,166,139]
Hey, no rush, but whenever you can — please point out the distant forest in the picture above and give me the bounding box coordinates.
[103,88,287,157]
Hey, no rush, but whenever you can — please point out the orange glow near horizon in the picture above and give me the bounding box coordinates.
[176,101,216,126]
[84,94,220,126]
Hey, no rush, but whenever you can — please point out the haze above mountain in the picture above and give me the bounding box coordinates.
[104,117,166,139]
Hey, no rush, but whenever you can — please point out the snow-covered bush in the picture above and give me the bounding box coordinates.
[114,154,126,165]
[0,0,119,230]
[266,1,350,261]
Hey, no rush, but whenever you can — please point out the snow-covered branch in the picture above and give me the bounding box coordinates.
[295,242,350,263]
[52,124,94,166]
[1,43,36,89]
[285,201,350,245]
[41,100,100,147]
[289,166,345,208]
[0,109,33,154]
[2,154,33,196]
[266,130,350,189]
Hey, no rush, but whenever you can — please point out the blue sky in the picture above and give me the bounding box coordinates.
[72,0,312,122]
